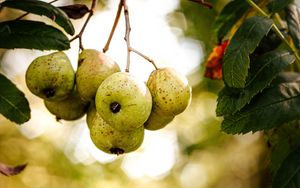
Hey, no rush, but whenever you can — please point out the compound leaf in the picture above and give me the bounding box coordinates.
[222,16,273,88]
[217,50,295,116]
[222,78,300,134]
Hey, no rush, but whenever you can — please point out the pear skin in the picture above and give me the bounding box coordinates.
[95,72,152,131]
[26,52,75,101]
[87,103,144,155]
[44,89,89,121]
[147,67,191,116]
[76,49,120,101]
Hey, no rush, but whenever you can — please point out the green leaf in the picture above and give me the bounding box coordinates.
[222,16,273,88]
[268,0,293,13]
[217,50,295,116]
[213,0,249,41]
[273,144,300,188]
[266,121,300,177]
[0,20,70,50]
[222,77,300,134]
[286,4,300,49]
[0,73,30,124]
[1,0,75,35]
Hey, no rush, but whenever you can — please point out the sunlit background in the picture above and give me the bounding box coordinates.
[0,0,270,187]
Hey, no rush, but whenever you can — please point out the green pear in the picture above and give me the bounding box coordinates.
[87,103,144,155]
[76,49,120,101]
[44,89,89,121]
[95,72,152,131]
[147,67,191,116]
[144,106,174,130]
[26,51,75,101]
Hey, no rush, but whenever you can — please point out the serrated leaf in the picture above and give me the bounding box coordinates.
[222,16,273,88]
[0,20,70,50]
[273,144,300,188]
[222,79,300,134]
[268,0,293,13]
[0,73,30,124]
[286,4,300,49]
[213,0,249,41]
[1,0,74,35]
[217,50,295,116]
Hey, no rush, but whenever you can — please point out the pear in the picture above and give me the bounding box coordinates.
[95,72,152,131]
[26,51,75,101]
[87,103,144,155]
[144,106,174,130]
[76,49,120,101]
[147,67,191,116]
[44,89,89,121]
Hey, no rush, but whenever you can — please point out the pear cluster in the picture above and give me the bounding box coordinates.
[25,50,192,155]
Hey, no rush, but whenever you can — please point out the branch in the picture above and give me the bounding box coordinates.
[70,0,97,50]
[103,1,123,53]
[189,0,213,9]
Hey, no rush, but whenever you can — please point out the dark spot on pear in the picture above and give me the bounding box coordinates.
[110,102,121,113]
[43,88,55,98]
[110,148,124,155]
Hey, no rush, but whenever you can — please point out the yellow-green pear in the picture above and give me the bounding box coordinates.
[147,67,191,116]
[26,51,75,101]
[44,89,89,121]
[144,106,174,130]
[95,72,152,131]
[87,103,144,155]
[76,49,120,101]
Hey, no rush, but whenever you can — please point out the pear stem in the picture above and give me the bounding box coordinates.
[70,0,97,51]
[15,0,59,20]
[103,1,123,53]
[104,0,159,71]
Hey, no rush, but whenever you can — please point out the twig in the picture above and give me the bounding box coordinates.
[15,0,59,20]
[247,0,300,62]
[70,0,97,50]
[189,0,213,9]
[130,47,158,70]
[103,1,123,53]
[104,0,158,71]
[122,0,131,72]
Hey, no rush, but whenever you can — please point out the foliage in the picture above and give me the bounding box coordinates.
[205,0,300,187]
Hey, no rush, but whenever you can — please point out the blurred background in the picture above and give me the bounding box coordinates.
[0,0,271,187]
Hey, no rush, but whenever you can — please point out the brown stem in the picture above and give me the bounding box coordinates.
[70,0,97,50]
[130,47,158,70]
[103,1,123,53]
[15,0,59,20]
[122,0,131,72]
[188,0,213,9]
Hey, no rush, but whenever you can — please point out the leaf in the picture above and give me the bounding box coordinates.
[1,0,74,35]
[58,4,89,20]
[222,78,300,134]
[273,144,300,188]
[0,163,27,176]
[266,121,300,176]
[268,0,293,13]
[222,16,273,88]
[217,50,295,116]
[213,0,249,41]
[0,20,70,50]
[0,73,30,124]
[286,4,300,49]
